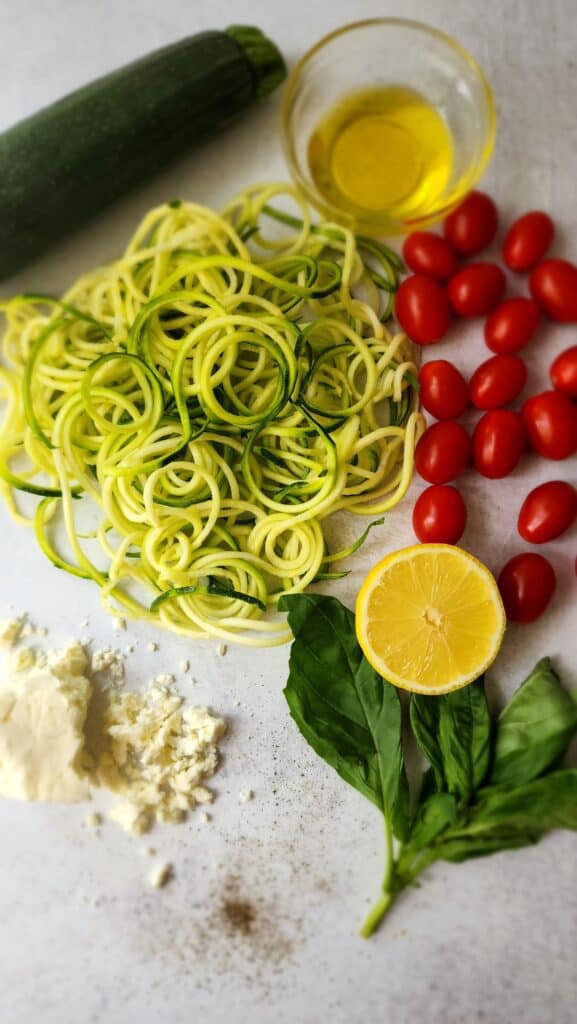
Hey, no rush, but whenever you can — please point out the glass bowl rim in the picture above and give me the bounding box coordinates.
[280,17,497,232]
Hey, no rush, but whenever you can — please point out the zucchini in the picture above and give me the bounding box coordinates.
[0,25,285,281]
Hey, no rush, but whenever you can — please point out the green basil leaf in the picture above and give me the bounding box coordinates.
[470,769,577,834]
[411,682,491,801]
[438,681,491,800]
[281,593,407,833]
[431,828,540,864]
[410,695,445,790]
[490,657,577,788]
[405,791,458,851]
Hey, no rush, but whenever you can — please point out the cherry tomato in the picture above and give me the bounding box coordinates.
[498,553,556,623]
[448,263,506,317]
[484,298,540,354]
[415,421,471,484]
[443,191,499,255]
[419,360,469,420]
[517,480,577,544]
[550,346,577,399]
[530,259,577,322]
[521,390,577,460]
[469,354,527,410]
[395,274,452,345]
[412,485,467,544]
[503,211,555,272]
[472,409,525,478]
[402,232,457,281]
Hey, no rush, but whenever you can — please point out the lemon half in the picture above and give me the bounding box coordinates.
[355,544,506,695]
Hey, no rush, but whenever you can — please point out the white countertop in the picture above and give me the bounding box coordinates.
[1,2,576,1022]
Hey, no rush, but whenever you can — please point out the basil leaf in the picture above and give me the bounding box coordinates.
[470,769,577,833]
[438,681,491,800]
[411,682,491,801]
[405,791,458,851]
[410,695,445,790]
[281,593,407,832]
[431,828,540,864]
[490,657,577,788]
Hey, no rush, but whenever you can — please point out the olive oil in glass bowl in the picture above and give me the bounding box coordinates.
[282,19,496,235]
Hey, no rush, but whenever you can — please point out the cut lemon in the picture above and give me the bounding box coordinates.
[355,544,506,695]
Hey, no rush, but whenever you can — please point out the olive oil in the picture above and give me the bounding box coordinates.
[308,85,453,227]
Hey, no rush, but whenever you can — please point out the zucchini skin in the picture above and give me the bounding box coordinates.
[0,28,285,281]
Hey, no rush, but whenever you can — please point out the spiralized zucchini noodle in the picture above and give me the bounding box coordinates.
[0,183,424,645]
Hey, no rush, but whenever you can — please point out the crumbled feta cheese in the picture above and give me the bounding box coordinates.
[113,617,126,631]
[239,788,254,803]
[97,687,225,832]
[108,801,152,836]
[20,620,47,639]
[91,648,125,683]
[0,665,91,802]
[154,673,175,687]
[0,617,24,647]
[149,862,173,889]
[0,628,227,841]
[199,811,211,824]
[50,642,89,679]
[9,647,36,672]
[179,660,190,673]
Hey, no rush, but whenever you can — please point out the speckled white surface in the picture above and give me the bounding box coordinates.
[0,2,576,1022]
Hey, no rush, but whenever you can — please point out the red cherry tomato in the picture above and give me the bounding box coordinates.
[443,191,498,255]
[412,484,467,544]
[550,346,577,399]
[472,409,525,478]
[469,354,527,410]
[503,211,555,272]
[402,232,457,281]
[521,390,577,460]
[448,263,506,317]
[419,360,469,420]
[530,259,577,322]
[498,553,556,623]
[395,275,452,345]
[517,480,577,544]
[484,298,540,354]
[415,421,471,484]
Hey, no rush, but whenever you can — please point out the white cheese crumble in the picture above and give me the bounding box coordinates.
[179,660,190,673]
[91,648,125,684]
[0,635,227,837]
[9,647,36,672]
[153,673,175,687]
[0,617,24,647]
[112,617,126,631]
[149,862,173,889]
[97,683,226,833]
[0,660,91,802]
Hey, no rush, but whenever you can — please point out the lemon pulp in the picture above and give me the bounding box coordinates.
[355,544,506,695]
[308,85,453,224]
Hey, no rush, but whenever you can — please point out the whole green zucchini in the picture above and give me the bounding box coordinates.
[0,25,285,281]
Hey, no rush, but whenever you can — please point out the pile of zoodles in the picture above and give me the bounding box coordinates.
[0,183,423,645]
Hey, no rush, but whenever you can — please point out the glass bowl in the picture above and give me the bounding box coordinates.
[281,18,496,235]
